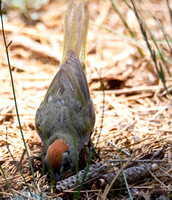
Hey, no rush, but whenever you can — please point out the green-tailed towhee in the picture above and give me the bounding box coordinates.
[35,0,95,181]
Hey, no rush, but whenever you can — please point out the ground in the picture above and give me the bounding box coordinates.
[0,0,172,199]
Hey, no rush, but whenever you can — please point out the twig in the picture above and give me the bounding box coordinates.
[159,167,172,179]
[108,141,131,157]
[147,167,172,191]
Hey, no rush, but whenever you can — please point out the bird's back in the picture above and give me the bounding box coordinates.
[35,50,95,152]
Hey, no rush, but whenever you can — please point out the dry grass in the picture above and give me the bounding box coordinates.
[0,0,171,199]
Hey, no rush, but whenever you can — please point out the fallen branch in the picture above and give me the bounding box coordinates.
[56,162,159,191]
[100,163,159,188]
[56,162,109,191]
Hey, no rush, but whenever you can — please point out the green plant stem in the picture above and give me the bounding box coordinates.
[0,165,14,196]
[166,0,172,26]
[91,22,146,50]
[6,128,32,195]
[0,1,37,188]
[136,5,171,76]
[154,19,172,55]
[131,0,171,99]
[110,0,145,57]
[94,67,105,149]
[73,68,105,200]
[110,0,135,37]
[122,0,172,70]
[120,159,133,200]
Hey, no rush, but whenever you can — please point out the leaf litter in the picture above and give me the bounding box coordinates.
[0,0,171,199]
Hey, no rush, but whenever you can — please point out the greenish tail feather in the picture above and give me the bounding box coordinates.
[61,0,89,72]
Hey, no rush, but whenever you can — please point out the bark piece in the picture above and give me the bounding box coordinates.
[56,162,109,191]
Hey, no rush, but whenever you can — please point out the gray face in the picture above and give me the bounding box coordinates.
[60,151,71,176]
[53,151,72,181]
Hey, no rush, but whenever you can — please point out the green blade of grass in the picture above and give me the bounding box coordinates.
[123,0,172,76]
[110,0,145,57]
[120,159,133,200]
[130,0,171,99]
[0,165,14,196]
[110,0,135,38]
[91,22,147,50]
[73,68,105,199]
[136,4,171,76]
[166,0,172,25]
[6,128,33,196]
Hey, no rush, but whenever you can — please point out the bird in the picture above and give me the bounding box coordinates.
[35,0,95,181]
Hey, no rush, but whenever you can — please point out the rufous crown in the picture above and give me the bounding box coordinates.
[47,139,69,169]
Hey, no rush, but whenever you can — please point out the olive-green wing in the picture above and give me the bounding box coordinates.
[45,51,90,105]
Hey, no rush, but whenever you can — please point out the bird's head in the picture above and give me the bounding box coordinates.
[47,139,71,181]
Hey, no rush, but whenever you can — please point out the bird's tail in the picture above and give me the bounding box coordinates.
[61,0,89,72]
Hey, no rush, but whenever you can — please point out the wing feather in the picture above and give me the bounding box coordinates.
[45,51,90,104]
